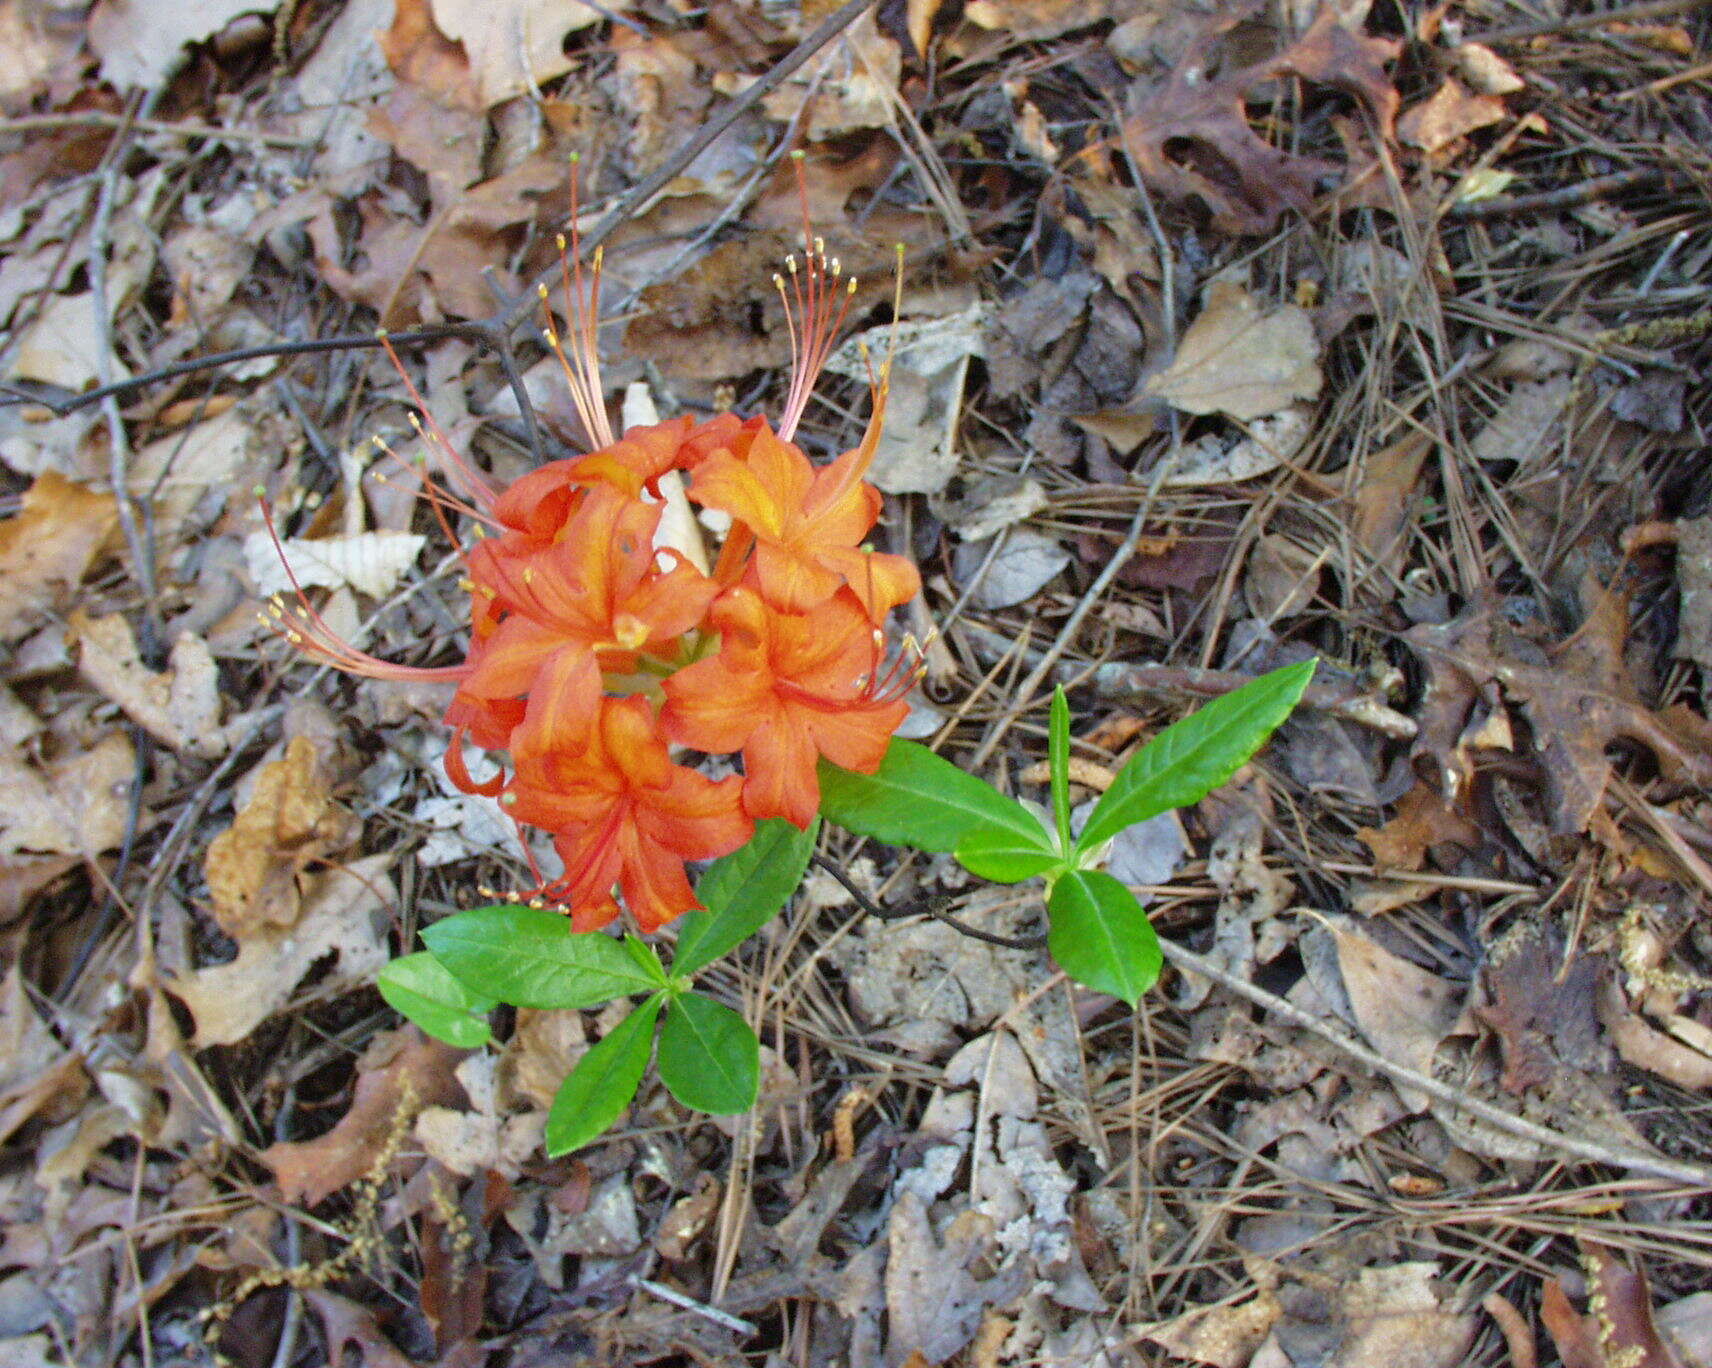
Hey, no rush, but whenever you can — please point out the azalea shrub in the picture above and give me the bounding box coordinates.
[266,159,1313,1156]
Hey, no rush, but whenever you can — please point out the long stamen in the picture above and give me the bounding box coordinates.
[777,152,861,441]
[554,154,615,451]
[254,490,468,683]
[378,333,500,510]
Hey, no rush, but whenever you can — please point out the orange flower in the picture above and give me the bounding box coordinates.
[458,482,715,704]
[503,652,751,932]
[261,155,923,935]
[660,586,911,827]
[686,424,921,622]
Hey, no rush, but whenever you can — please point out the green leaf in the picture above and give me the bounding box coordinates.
[1049,686,1073,856]
[1047,870,1162,1007]
[673,818,819,977]
[955,826,1063,883]
[1077,659,1316,854]
[377,952,494,1049]
[657,992,760,1115]
[819,741,1045,854]
[545,995,663,1157]
[422,905,663,1010]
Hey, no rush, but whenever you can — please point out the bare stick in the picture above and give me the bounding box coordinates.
[1158,935,1712,1188]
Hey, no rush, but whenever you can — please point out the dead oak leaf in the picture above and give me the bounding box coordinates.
[428,0,621,109]
[169,855,394,1048]
[1120,2,1400,235]
[1404,580,1712,834]
[1146,279,1322,420]
[263,1027,467,1207]
[72,612,226,758]
[378,0,482,111]
[884,1192,1028,1367]
[0,472,119,643]
[1473,920,1605,1096]
[1542,1242,1688,1368]
[204,736,359,940]
[0,732,133,861]
[1399,77,1508,154]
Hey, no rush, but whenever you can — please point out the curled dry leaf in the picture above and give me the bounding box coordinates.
[0,732,133,862]
[0,473,118,644]
[71,613,226,758]
[169,855,395,1047]
[260,1025,467,1207]
[1542,1243,1689,1368]
[1146,281,1322,421]
[1399,77,1508,153]
[428,0,621,108]
[203,736,360,940]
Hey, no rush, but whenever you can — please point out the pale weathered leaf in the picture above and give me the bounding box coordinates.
[244,529,426,600]
[1146,280,1321,421]
[72,612,226,757]
[169,856,394,1047]
[427,0,622,107]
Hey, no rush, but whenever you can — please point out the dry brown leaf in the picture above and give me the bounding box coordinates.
[0,473,118,643]
[1330,921,1463,1111]
[1350,431,1432,579]
[428,0,620,107]
[655,1174,722,1262]
[0,1,82,106]
[885,1191,1027,1366]
[1147,281,1321,420]
[1120,2,1400,235]
[378,0,482,109]
[1329,1263,1477,1368]
[243,528,426,601]
[71,613,226,758]
[260,1026,466,1206]
[0,732,133,861]
[1138,1292,1282,1368]
[87,0,285,88]
[1454,43,1525,95]
[203,737,359,940]
[1357,780,1482,871]
[760,12,901,140]
[1598,978,1712,1091]
[1404,580,1712,834]
[1542,1244,1688,1368]
[1399,77,1508,152]
[169,855,395,1047]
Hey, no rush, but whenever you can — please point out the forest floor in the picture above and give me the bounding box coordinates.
[2,0,1712,1364]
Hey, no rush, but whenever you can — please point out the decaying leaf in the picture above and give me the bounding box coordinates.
[1138,1290,1282,1368]
[1330,920,1463,1111]
[1399,77,1509,153]
[244,528,426,601]
[760,12,901,140]
[0,473,119,643]
[1146,281,1322,421]
[8,291,131,392]
[885,1192,1026,1366]
[414,1054,542,1178]
[1542,1242,1689,1368]
[203,736,359,940]
[1121,2,1400,234]
[1404,580,1712,834]
[427,0,621,108]
[87,0,285,88]
[169,855,395,1048]
[71,613,226,758]
[0,732,133,861]
[261,1026,467,1207]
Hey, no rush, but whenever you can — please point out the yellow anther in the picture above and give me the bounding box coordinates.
[538,281,551,298]
[252,484,267,498]
[773,272,785,288]
[522,567,535,584]
[458,577,475,591]
[847,279,858,295]
[592,245,603,269]
[500,792,518,807]
[554,234,567,252]
[786,254,797,274]
[814,235,825,257]
[286,631,303,644]
[831,258,841,276]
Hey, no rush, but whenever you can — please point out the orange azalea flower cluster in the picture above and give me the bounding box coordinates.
[265,173,920,934]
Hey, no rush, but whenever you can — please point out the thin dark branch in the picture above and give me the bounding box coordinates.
[809,852,1049,951]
